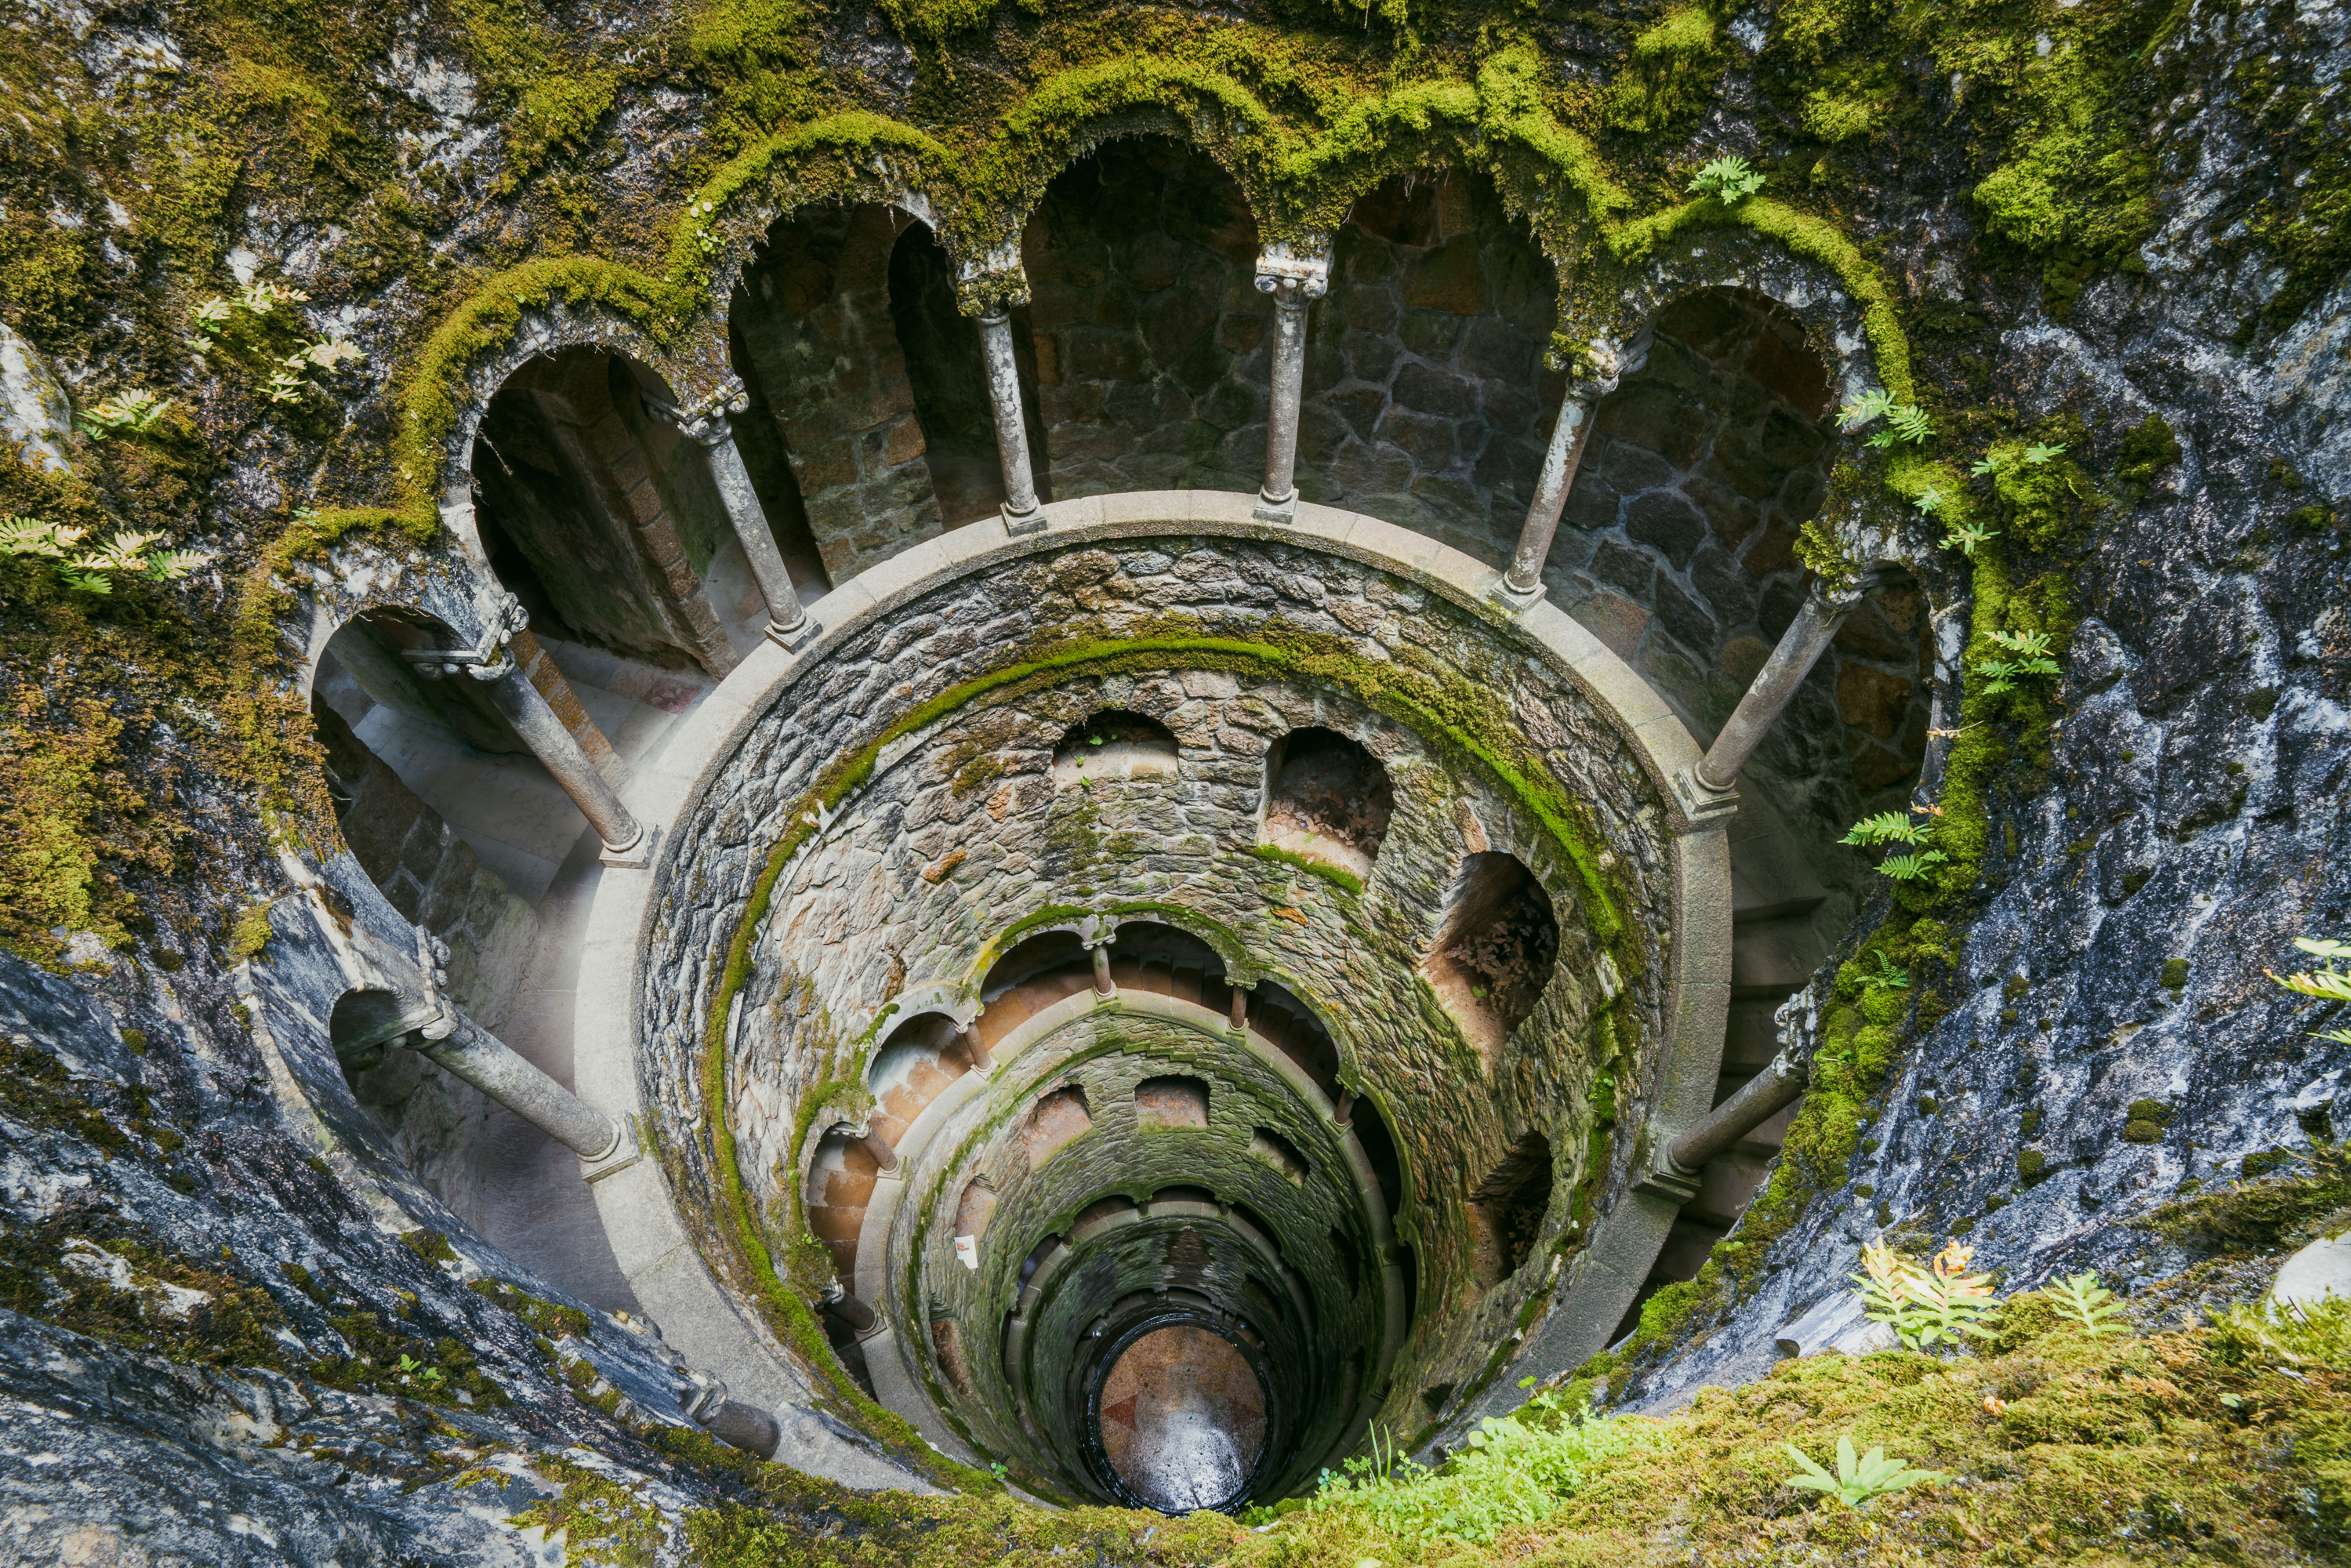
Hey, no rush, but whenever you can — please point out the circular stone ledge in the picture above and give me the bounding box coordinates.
[568,490,1733,1486]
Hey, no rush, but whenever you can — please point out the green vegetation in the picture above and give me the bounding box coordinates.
[1782,1433,1944,1509]
[1246,841,1365,896]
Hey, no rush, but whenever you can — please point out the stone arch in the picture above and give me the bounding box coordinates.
[469,345,750,677]
[952,93,1279,270]
[1299,164,1566,564]
[864,1010,976,1145]
[890,218,1033,524]
[1018,134,1270,499]
[729,200,942,584]
[433,298,686,536]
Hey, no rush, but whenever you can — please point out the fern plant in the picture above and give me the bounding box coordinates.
[74,390,172,437]
[1841,811,1948,881]
[1784,1436,1946,1509]
[1688,155,1765,202]
[1972,628,2062,695]
[1854,1239,1999,1351]
[2,517,210,593]
[2048,1272,2128,1338]
[1838,387,1935,448]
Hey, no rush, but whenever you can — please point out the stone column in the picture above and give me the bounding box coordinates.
[1227,978,1250,1032]
[1668,1051,1808,1173]
[659,380,814,650]
[819,1282,878,1334]
[1693,577,1874,794]
[977,310,1043,532]
[1500,390,1599,600]
[398,927,626,1163]
[960,1022,992,1073]
[682,1373,783,1460]
[852,1121,899,1175]
[408,596,648,864]
[1090,942,1116,997]
[421,1015,622,1160]
[1252,245,1332,521]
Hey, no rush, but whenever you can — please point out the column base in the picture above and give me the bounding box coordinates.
[600,824,658,870]
[1002,502,1048,537]
[1631,1152,1702,1205]
[1488,574,1546,612]
[764,615,819,652]
[1252,489,1297,523]
[580,1120,643,1184]
[1670,764,1740,829]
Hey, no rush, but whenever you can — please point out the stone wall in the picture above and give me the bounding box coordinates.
[731,202,939,584]
[1293,170,1563,565]
[1021,138,1273,499]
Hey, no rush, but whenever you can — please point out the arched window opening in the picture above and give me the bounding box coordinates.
[1101,920,1228,1013]
[803,1127,881,1284]
[311,616,542,1021]
[1349,1094,1406,1218]
[1240,976,1342,1094]
[1021,1085,1093,1170]
[1019,135,1264,499]
[472,347,749,675]
[730,201,930,585]
[866,1011,972,1142]
[1247,1127,1310,1185]
[1467,1131,1555,1288]
[1051,709,1179,788]
[1421,851,1559,1066]
[1134,1076,1210,1129]
[1260,726,1394,877]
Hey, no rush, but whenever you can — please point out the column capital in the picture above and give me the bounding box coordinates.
[400,590,529,681]
[648,378,750,448]
[956,243,1029,315]
[1810,567,1888,617]
[1254,241,1332,302]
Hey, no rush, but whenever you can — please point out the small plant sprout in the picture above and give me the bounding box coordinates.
[2266,937,2351,1044]
[1912,485,1947,516]
[1972,628,2061,695]
[76,390,172,437]
[2023,442,2066,464]
[2049,1272,2129,1337]
[1783,1435,1946,1509]
[1942,516,2000,555]
[1688,155,1765,202]
[1853,1237,2000,1351]
[1971,454,2001,477]
[1863,952,1910,993]
[1836,387,1935,448]
[1841,810,1948,881]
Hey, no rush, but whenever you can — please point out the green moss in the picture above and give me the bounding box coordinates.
[1245,842,1365,896]
[2160,958,2189,990]
[1604,6,1725,133]
[2144,1144,2349,1257]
